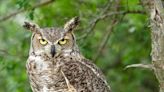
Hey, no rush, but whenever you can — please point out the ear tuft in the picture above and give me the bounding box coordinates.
[23,21,40,33]
[64,16,80,32]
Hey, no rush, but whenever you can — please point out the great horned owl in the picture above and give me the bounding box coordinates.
[24,17,111,92]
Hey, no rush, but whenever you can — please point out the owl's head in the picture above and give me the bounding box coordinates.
[23,17,79,58]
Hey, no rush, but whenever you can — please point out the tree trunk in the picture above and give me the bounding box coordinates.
[143,0,164,92]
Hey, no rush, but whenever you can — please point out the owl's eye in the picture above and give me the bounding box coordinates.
[58,39,67,45]
[39,39,48,45]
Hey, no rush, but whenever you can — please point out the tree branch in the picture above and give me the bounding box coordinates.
[77,10,146,40]
[93,20,118,62]
[92,0,143,62]
[0,0,55,22]
[125,63,154,70]
[77,0,112,40]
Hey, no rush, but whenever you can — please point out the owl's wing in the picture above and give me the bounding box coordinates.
[61,57,111,92]
[81,58,111,89]
[26,54,111,92]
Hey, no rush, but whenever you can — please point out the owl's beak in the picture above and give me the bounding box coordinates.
[50,45,56,57]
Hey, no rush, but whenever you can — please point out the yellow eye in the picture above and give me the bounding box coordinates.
[39,39,48,45]
[58,39,67,45]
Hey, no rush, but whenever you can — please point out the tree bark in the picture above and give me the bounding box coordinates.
[142,0,164,92]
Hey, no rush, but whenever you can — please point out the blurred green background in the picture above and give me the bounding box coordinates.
[0,0,158,92]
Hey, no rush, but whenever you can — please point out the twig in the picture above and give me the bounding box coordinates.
[77,0,146,41]
[92,10,146,61]
[93,0,121,62]
[124,63,154,70]
[77,12,121,40]
[92,9,146,61]
[77,0,112,40]
[77,10,146,40]
[0,0,55,22]
[93,20,118,62]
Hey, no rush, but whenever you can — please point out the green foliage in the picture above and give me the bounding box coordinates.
[0,0,158,92]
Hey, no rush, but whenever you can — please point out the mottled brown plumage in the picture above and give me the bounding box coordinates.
[24,17,111,92]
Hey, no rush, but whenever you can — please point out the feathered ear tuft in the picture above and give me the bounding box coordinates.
[23,21,40,34]
[64,16,80,32]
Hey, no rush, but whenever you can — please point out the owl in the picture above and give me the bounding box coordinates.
[23,17,111,92]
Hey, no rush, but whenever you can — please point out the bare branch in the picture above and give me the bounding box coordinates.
[76,0,113,40]
[124,63,154,70]
[77,10,146,40]
[0,0,55,22]
[90,1,147,62]
[93,0,121,62]
[93,20,118,62]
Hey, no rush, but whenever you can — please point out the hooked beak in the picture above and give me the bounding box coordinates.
[50,45,56,57]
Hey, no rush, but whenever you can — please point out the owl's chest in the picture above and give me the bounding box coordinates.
[26,55,86,92]
[27,55,52,72]
[26,55,63,85]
